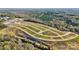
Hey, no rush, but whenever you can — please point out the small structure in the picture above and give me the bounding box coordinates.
[3,18,24,25]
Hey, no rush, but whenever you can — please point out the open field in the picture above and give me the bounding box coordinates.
[0,21,78,42]
[0,21,79,50]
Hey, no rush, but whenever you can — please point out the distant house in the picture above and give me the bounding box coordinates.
[0,16,10,21]
[3,18,24,25]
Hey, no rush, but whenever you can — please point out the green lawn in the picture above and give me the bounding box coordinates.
[26,26,40,32]
[34,34,50,39]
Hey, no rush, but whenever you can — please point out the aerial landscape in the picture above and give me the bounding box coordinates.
[0,8,79,50]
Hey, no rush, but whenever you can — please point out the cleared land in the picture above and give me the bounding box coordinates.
[0,21,78,42]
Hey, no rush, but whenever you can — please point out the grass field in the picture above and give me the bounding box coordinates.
[0,21,79,50]
[0,21,78,42]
